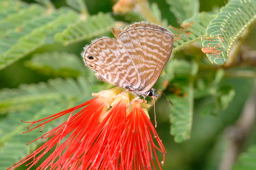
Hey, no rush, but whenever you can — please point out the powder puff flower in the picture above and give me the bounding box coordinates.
[9,88,166,170]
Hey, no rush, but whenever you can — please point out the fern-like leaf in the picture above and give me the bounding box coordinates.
[166,0,199,23]
[0,103,70,169]
[55,13,115,45]
[172,12,216,52]
[0,1,27,20]
[0,8,78,70]
[166,60,198,142]
[169,86,193,142]
[0,77,91,114]
[202,0,256,64]
[0,5,45,38]
[233,145,256,170]
[66,0,88,14]
[0,76,92,168]
[26,52,85,77]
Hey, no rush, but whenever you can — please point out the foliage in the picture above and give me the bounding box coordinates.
[0,0,255,169]
[202,0,256,64]
[0,77,91,114]
[168,60,197,142]
[171,12,216,51]
[55,13,115,45]
[25,52,85,77]
[166,0,199,24]
[233,145,256,170]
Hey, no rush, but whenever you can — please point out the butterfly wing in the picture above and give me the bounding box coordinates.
[117,23,174,94]
[82,37,142,90]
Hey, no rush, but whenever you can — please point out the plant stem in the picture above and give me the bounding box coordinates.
[225,70,256,78]
[219,82,256,170]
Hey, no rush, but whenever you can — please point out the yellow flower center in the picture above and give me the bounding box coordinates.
[93,88,150,121]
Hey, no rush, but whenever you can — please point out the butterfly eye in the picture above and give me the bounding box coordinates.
[87,56,94,60]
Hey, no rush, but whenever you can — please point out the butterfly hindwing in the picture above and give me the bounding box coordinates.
[118,23,174,94]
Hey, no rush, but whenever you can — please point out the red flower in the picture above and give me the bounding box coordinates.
[9,88,166,170]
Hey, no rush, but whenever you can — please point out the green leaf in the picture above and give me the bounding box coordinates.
[116,12,145,23]
[168,61,198,142]
[0,77,92,168]
[216,85,235,110]
[0,1,27,20]
[166,0,199,23]
[55,13,115,45]
[169,80,194,143]
[0,8,78,70]
[35,0,53,7]
[150,3,168,26]
[26,52,85,77]
[233,145,256,170]
[0,76,93,168]
[194,69,225,99]
[202,0,256,64]
[0,77,91,114]
[196,86,235,115]
[172,12,216,52]
[0,5,45,38]
[66,0,88,14]
[0,103,71,169]
[195,68,235,115]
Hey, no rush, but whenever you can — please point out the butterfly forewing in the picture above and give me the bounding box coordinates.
[82,22,173,96]
[117,23,173,94]
[83,37,141,90]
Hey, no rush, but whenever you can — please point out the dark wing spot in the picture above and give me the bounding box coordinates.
[87,56,94,60]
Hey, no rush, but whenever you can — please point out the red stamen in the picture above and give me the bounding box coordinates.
[9,96,165,170]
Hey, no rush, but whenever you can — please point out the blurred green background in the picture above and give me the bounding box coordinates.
[0,0,256,169]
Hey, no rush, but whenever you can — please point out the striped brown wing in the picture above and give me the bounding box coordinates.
[82,37,141,90]
[117,23,174,94]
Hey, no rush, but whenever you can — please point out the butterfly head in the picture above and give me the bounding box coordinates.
[82,39,109,72]
[147,89,158,97]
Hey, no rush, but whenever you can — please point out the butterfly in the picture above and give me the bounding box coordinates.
[82,22,173,97]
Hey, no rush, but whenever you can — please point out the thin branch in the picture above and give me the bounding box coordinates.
[225,70,256,78]
[219,81,256,170]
